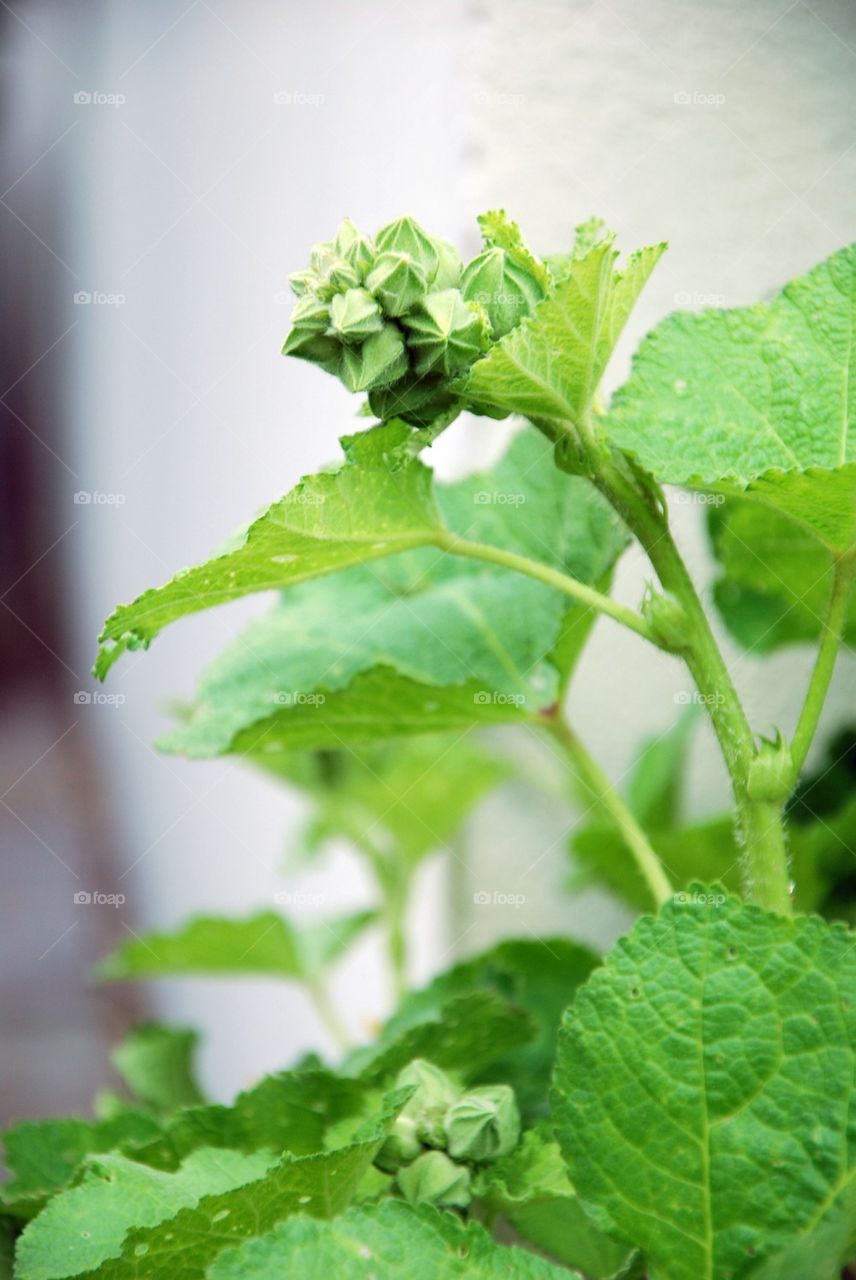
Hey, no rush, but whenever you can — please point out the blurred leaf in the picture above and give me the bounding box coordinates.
[97,910,376,985]
[111,1024,205,1114]
[625,705,699,830]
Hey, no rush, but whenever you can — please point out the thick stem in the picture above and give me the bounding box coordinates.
[435,530,656,647]
[547,715,673,908]
[586,447,792,913]
[790,556,856,779]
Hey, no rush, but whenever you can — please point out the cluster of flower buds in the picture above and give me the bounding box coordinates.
[375,1058,521,1209]
[282,212,548,429]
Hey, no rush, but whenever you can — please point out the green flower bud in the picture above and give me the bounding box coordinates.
[444,1085,520,1163]
[281,295,340,371]
[432,238,464,289]
[309,242,361,298]
[339,324,408,393]
[376,215,440,282]
[288,268,319,297]
[367,373,458,430]
[395,1059,460,1147]
[461,246,544,338]
[748,734,793,804]
[402,289,491,376]
[641,589,691,653]
[397,1150,471,1209]
[329,288,384,342]
[374,1113,422,1174]
[335,218,376,278]
[366,251,427,317]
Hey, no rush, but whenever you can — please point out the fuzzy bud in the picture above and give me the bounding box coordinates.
[395,1059,460,1148]
[376,215,440,282]
[339,324,408,393]
[748,735,793,804]
[396,1150,471,1209]
[461,246,544,337]
[374,1113,422,1174]
[329,288,384,342]
[642,590,691,653]
[366,251,428,317]
[334,218,376,278]
[402,289,491,376]
[444,1085,520,1163]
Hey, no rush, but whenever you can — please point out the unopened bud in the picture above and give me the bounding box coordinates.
[397,1150,471,1209]
[395,1059,460,1148]
[374,1113,422,1174]
[376,215,440,282]
[748,734,793,803]
[329,288,384,342]
[461,246,544,337]
[334,218,376,278]
[339,324,408,392]
[366,251,427,317]
[403,289,491,376]
[444,1085,520,1163]
[642,590,690,653]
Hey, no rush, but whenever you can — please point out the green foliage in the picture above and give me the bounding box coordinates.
[553,891,856,1280]
[111,1024,205,1114]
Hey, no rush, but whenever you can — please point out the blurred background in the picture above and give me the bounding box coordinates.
[2,0,854,1121]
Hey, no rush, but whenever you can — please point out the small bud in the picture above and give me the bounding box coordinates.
[366,252,427,317]
[444,1085,520,1163]
[376,215,440,282]
[403,289,491,376]
[310,242,361,298]
[339,324,408,393]
[748,734,793,803]
[461,246,544,338]
[329,288,384,342]
[281,296,340,371]
[335,218,376,278]
[288,268,319,297]
[374,1113,422,1174]
[642,589,690,653]
[395,1059,460,1147]
[432,238,464,289]
[368,373,458,429]
[396,1150,471,1209]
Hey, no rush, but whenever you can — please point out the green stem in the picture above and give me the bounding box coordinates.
[547,715,673,908]
[306,976,352,1053]
[790,556,856,779]
[435,530,656,647]
[385,894,408,1004]
[586,446,792,914]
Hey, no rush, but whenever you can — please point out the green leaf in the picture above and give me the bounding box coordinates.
[0,1219,14,1280]
[475,1124,641,1278]
[465,236,666,422]
[606,244,856,551]
[709,497,856,653]
[624,706,699,831]
[160,431,627,758]
[343,991,534,1087]
[111,1024,205,1114]
[95,422,442,677]
[208,1199,576,1280]
[377,938,599,1114]
[1,1112,162,1222]
[552,891,856,1280]
[15,1147,276,1280]
[97,909,375,984]
[53,1090,407,1280]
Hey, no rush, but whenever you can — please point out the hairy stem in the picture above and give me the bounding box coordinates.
[547,714,673,908]
[585,445,792,913]
[435,530,657,647]
[790,555,856,779]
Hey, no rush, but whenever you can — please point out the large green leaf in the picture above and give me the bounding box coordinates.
[709,498,856,653]
[159,431,626,758]
[97,909,375,984]
[208,1199,576,1280]
[606,244,856,550]
[465,236,666,422]
[94,422,442,677]
[552,892,856,1280]
[475,1124,641,1278]
[16,1091,407,1280]
[374,937,599,1114]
